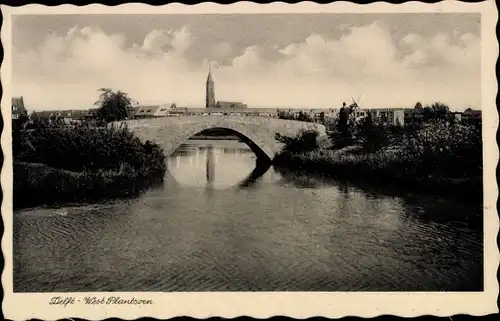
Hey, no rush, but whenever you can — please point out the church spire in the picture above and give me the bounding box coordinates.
[207,61,213,83]
[206,61,216,108]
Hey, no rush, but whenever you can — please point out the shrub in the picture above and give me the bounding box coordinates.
[355,117,390,153]
[12,119,167,208]
[401,120,482,178]
[14,120,166,176]
[273,119,482,202]
[275,128,320,153]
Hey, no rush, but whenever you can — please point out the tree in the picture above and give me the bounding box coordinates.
[430,102,450,120]
[423,102,451,122]
[94,88,136,123]
[297,111,313,122]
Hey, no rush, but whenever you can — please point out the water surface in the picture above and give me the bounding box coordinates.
[14,139,483,292]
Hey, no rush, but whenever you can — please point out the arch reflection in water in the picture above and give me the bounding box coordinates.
[167,139,268,190]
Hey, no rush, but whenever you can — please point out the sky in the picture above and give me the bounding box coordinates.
[11,13,481,111]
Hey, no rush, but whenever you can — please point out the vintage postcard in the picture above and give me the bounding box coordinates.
[1,1,499,319]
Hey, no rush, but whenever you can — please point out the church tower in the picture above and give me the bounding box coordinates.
[205,63,216,108]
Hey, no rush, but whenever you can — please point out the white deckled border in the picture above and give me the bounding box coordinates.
[1,1,499,319]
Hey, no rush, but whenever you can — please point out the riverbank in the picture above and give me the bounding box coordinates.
[273,148,482,205]
[13,120,167,209]
[272,120,482,205]
[13,162,165,209]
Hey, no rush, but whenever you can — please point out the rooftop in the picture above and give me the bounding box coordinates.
[31,109,90,119]
[12,97,27,114]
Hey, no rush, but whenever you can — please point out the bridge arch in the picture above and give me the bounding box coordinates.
[171,123,274,161]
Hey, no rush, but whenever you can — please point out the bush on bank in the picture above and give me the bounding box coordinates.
[273,120,482,202]
[275,129,320,153]
[13,161,164,209]
[13,120,166,209]
[401,120,482,179]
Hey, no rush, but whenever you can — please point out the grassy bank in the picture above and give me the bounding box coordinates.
[273,149,482,203]
[273,120,482,204]
[13,120,166,209]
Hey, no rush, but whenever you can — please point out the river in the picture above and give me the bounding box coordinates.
[13,139,483,292]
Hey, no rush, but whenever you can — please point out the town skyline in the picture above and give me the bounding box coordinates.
[12,13,481,111]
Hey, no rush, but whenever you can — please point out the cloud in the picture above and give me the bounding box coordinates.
[141,29,171,52]
[170,26,193,53]
[211,42,232,58]
[12,22,481,111]
[140,26,192,53]
[232,46,263,71]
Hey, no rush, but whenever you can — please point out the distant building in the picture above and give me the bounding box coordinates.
[215,101,248,109]
[166,103,189,116]
[12,96,28,120]
[55,111,75,123]
[353,109,369,122]
[30,110,56,121]
[85,108,99,121]
[206,65,216,108]
[462,108,482,123]
[127,106,141,118]
[132,103,187,118]
[403,102,425,124]
[29,109,89,123]
[134,105,169,118]
[67,110,88,121]
[277,108,336,121]
[367,108,405,126]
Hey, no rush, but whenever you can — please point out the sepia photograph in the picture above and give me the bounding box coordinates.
[1,1,498,319]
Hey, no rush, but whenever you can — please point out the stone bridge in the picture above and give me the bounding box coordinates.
[115,115,327,161]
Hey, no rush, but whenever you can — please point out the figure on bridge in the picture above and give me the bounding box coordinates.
[338,99,360,136]
[338,102,350,136]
